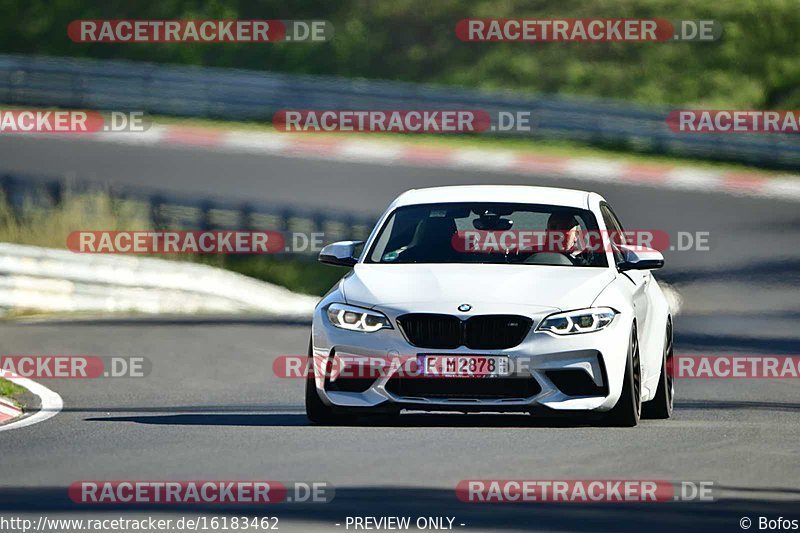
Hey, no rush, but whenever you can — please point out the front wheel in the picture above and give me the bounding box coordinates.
[304,340,351,425]
[604,325,642,427]
[305,373,342,425]
[642,319,674,419]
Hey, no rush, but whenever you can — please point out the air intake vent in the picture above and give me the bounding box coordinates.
[386,376,541,400]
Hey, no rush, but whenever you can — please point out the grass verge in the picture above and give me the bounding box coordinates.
[0,377,26,409]
[193,254,347,297]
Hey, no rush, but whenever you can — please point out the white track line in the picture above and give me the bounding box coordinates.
[0,370,63,432]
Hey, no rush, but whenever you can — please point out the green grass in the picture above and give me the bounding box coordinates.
[0,378,26,409]
[0,189,151,249]
[195,255,346,296]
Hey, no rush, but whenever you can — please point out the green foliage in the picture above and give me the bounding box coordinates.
[200,255,346,296]
[0,378,26,408]
[0,189,151,248]
[1,0,798,107]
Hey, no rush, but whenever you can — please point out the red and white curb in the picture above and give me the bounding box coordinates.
[0,369,63,432]
[18,125,800,202]
[0,395,22,423]
[107,126,800,202]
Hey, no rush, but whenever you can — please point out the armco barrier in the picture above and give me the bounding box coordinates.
[0,173,377,255]
[0,242,318,317]
[0,172,365,316]
[0,54,798,169]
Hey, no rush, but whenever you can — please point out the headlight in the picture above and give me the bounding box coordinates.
[537,307,617,335]
[326,303,392,332]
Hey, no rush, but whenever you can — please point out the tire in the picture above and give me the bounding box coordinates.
[304,339,351,425]
[604,325,642,427]
[642,319,674,419]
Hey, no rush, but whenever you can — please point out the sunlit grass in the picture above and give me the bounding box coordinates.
[0,189,151,248]
[0,378,25,409]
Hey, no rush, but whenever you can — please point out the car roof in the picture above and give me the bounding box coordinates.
[390,185,595,210]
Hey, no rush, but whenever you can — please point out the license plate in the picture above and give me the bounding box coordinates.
[420,355,510,378]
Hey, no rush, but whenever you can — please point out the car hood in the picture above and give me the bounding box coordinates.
[342,264,615,312]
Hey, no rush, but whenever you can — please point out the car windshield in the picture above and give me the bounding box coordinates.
[366,202,608,267]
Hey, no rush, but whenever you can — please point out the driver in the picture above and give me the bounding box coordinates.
[546,213,581,252]
[545,213,591,265]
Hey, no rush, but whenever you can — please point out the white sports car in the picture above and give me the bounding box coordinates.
[307,185,673,426]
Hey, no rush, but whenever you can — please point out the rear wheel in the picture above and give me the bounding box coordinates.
[604,325,642,427]
[642,319,674,419]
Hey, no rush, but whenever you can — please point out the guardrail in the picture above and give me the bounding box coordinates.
[0,54,798,170]
[0,242,318,316]
[0,171,350,316]
[0,173,377,256]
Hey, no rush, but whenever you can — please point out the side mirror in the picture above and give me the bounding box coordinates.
[617,245,664,271]
[318,241,364,267]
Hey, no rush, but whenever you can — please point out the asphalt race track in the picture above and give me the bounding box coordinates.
[0,135,799,532]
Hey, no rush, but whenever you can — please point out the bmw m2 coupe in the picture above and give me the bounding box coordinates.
[307,186,673,426]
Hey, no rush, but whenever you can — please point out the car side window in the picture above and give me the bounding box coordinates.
[606,205,627,236]
[600,204,626,265]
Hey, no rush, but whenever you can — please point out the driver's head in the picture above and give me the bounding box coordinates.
[546,213,581,251]
[408,216,457,260]
[546,213,579,231]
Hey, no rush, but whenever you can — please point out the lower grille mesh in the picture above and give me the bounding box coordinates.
[386,377,541,400]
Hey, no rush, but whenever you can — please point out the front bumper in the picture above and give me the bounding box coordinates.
[311,303,632,414]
